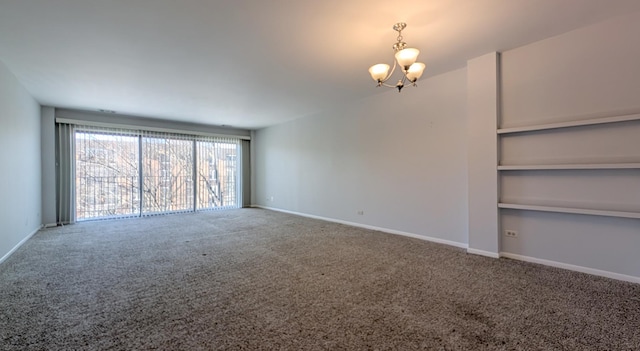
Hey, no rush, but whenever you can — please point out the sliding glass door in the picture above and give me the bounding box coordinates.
[75,130,139,220]
[196,139,238,210]
[142,134,194,214]
[74,128,240,221]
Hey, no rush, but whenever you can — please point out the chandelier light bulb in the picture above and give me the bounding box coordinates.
[395,48,420,70]
[406,62,426,82]
[369,63,390,81]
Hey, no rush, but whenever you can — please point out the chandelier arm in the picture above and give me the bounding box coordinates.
[379,82,400,89]
[378,60,398,84]
[401,71,410,83]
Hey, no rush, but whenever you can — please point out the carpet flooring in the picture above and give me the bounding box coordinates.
[1,208,639,350]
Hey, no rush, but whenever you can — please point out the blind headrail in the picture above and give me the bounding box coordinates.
[55,117,251,140]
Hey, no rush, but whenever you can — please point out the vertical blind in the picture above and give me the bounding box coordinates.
[141,131,194,215]
[196,136,239,210]
[56,123,76,224]
[59,124,242,221]
[74,126,140,220]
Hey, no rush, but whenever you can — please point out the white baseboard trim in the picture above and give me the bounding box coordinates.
[467,248,500,259]
[253,205,468,249]
[43,223,57,228]
[251,206,639,284]
[500,252,640,284]
[0,226,42,265]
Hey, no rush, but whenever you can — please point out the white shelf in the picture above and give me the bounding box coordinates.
[498,163,640,170]
[497,113,640,135]
[498,203,640,219]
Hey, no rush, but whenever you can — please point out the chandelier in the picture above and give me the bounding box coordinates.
[368,23,426,92]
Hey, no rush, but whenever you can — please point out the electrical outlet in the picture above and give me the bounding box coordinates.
[504,230,518,238]
[357,210,364,215]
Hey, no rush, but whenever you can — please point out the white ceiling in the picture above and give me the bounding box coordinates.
[1,0,639,129]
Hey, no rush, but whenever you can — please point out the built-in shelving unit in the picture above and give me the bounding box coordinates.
[498,113,640,220]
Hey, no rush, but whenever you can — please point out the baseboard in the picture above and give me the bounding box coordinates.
[252,206,639,284]
[500,252,640,284]
[43,223,58,228]
[0,226,42,265]
[467,248,500,259]
[253,205,468,249]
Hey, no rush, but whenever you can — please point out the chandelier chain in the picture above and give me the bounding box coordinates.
[395,23,404,43]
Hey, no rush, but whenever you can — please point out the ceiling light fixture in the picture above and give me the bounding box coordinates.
[368,23,426,92]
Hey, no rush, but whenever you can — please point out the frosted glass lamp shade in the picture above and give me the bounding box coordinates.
[395,48,420,69]
[406,62,426,81]
[369,64,390,81]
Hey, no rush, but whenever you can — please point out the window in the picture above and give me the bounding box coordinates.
[74,127,240,221]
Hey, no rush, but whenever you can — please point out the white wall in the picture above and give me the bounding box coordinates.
[0,60,42,262]
[254,68,469,245]
[500,12,640,279]
[467,53,500,257]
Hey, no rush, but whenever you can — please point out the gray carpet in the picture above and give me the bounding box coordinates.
[1,208,639,350]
